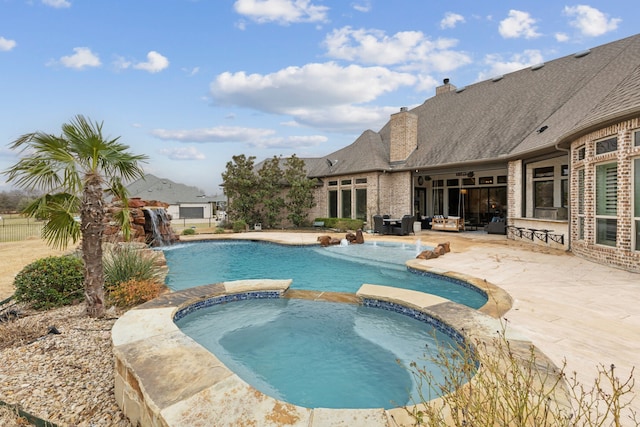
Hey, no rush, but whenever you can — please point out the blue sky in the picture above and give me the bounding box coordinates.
[0,0,635,195]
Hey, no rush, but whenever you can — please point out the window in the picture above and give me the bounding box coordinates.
[479,176,493,185]
[635,130,640,147]
[328,180,337,186]
[535,181,554,207]
[462,178,475,186]
[596,137,617,155]
[533,166,554,208]
[328,190,338,217]
[534,166,554,178]
[497,175,508,184]
[341,189,352,218]
[577,169,585,240]
[355,178,367,184]
[635,159,640,251]
[595,162,617,246]
[341,179,352,185]
[355,188,367,220]
[578,146,586,160]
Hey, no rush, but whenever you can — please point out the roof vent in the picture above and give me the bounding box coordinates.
[574,49,591,58]
[443,78,450,84]
[400,106,408,112]
[531,63,545,71]
[491,75,504,82]
[455,86,466,93]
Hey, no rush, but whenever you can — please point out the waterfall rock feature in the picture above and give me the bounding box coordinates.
[104,198,179,246]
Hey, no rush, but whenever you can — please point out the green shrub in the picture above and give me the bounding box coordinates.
[314,217,364,231]
[232,219,247,233]
[103,245,162,289]
[214,227,226,234]
[182,228,196,235]
[14,255,84,309]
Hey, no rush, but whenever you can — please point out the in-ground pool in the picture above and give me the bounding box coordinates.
[175,296,462,409]
[162,240,487,309]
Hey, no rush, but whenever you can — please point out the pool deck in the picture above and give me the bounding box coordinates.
[113,230,639,425]
[180,230,640,414]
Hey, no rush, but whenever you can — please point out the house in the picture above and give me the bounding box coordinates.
[125,174,226,221]
[303,33,640,273]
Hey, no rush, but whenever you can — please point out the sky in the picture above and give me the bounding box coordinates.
[0,0,636,195]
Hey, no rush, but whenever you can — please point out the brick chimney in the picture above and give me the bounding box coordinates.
[390,107,418,163]
[436,78,456,95]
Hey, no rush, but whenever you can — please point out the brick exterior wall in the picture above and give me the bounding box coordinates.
[570,116,640,272]
[309,170,413,227]
[390,109,418,163]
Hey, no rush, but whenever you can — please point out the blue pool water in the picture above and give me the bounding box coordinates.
[162,240,487,309]
[175,297,461,409]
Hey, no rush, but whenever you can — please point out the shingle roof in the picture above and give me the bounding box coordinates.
[307,33,640,177]
[305,130,389,177]
[126,174,222,204]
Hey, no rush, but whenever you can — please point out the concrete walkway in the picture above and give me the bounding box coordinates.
[194,229,639,413]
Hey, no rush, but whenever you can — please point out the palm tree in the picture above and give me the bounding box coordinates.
[3,115,148,317]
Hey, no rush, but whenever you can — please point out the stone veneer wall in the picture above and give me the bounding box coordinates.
[507,160,523,223]
[390,109,418,163]
[569,116,640,272]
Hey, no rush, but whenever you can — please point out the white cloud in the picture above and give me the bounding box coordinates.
[352,1,371,13]
[0,37,17,51]
[151,126,328,150]
[42,0,71,8]
[57,47,101,69]
[133,51,169,73]
[290,104,399,133]
[415,74,440,93]
[499,10,541,39]
[210,62,415,113]
[182,66,200,76]
[563,5,621,37]
[248,134,327,149]
[440,12,465,29]
[555,32,569,42]
[323,27,471,72]
[233,0,328,24]
[158,146,206,160]
[112,55,132,71]
[478,49,544,81]
[151,126,277,143]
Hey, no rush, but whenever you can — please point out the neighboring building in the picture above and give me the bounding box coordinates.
[125,174,226,221]
[301,33,640,272]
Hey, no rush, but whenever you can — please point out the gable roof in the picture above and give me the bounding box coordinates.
[308,33,640,177]
[126,174,222,204]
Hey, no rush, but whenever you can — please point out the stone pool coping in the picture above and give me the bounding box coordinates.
[112,278,534,426]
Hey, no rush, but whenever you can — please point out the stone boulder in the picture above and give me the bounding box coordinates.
[355,229,365,244]
[416,250,439,260]
[317,235,332,247]
[437,241,451,253]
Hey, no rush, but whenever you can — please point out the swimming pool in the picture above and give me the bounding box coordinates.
[175,297,461,409]
[162,240,487,309]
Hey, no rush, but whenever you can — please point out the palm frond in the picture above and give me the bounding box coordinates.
[23,193,81,249]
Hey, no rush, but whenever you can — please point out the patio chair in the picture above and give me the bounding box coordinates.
[484,217,506,235]
[373,215,389,234]
[392,215,414,236]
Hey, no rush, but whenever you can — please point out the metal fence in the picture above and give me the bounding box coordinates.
[0,223,45,242]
